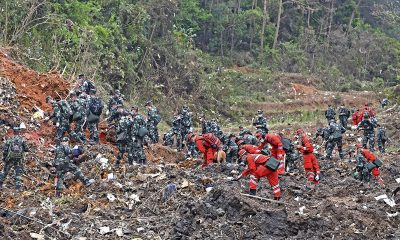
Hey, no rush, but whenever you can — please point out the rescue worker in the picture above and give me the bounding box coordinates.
[355,144,384,185]
[185,132,199,159]
[352,108,360,126]
[130,106,148,165]
[279,132,299,173]
[87,89,103,144]
[238,141,261,154]
[252,110,268,135]
[69,91,87,143]
[362,102,375,118]
[199,115,212,134]
[145,101,161,144]
[107,90,124,113]
[381,98,389,109]
[315,127,329,150]
[163,114,183,151]
[325,119,346,160]
[194,133,222,168]
[219,132,238,163]
[235,149,281,199]
[258,133,285,174]
[0,126,29,190]
[338,104,350,128]
[77,74,96,95]
[115,111,133,167]
[47,96,72,143]
[356,112,377,151]
[325,105,336,123]
[53,137,94,197]
[209,119,221,136]
[295,129,320,184]
[180,107,192,143]
[377,126,388,153]
[239,126,258,145]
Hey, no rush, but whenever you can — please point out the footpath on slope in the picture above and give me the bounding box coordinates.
[0,52,399,239]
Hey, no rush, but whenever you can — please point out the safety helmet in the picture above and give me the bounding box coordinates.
[145,100,152,106]
[115,90,121,95]
[90,88,97,94]
[257,110,263,115]
[238,149,247,158]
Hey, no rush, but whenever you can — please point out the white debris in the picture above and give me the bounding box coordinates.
[294,196,300,201]
[107,193,116,202]
[396,178,400,184]
[107,173,116,181]
[205,186,214,193]
[30,233,45,240]
[375,194,396,207]
[114,181,123,188]
[129,194,140,203]
[299,206,306,215]
[114,228,124,237]
[99,226,111,235]
[137,227,145,233]
[387,212,399,217]
[181,179,190,188]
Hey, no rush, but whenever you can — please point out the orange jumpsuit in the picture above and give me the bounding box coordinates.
[195,133,222,168]
[360,149,381,178]
[241,144,261,154]
[258,134,285,174]
[240,154,281,198]
[298,134,320,184]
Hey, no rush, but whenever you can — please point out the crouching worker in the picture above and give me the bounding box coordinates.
[53,137,95,197]
[355,144,384,185]
[295,129,320,184]
[234,149,281,200]
[193,133,223,168]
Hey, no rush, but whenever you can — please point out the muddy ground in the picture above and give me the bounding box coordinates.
[0,50,400,240]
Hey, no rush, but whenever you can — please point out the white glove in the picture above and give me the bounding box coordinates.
[106,110,109,116]
[44,116,50,121]
[56,122,60,127]
[351,125,357,130]
[314,174,320,181]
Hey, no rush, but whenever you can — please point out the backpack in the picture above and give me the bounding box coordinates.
[89,97,103,115]
[7,138,24,159]
[281,138,293,152]
[59,100,72,119]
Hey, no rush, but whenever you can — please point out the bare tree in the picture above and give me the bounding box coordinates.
[260,0,268,61]
[272,0,283,49]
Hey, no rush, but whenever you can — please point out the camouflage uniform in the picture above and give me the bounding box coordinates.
[107,92,124,123]
[281,137,299,172]
[87,95,103,143]
[180,110,192,141]
[240,132,258,145]
[377,127,387,153]
[53,141,90,193]
[338,106,350,128]
[201,119,212,134]
[69,96,87,143]
[357,117,377,151]
[163,115,183,151]
[325,106,336,123]
[315,127,330,150]
[0,135,29,189]
[115,115,133,166]
[354,153,371,183]
[209,120,221,136]
[381,98,389,109]
[146,106,161,143]
[325,121,346,160]
[220,134,238,163]
[130,113,148,165]
[253,114,268,135]
[79,79,96,95]
[51,100,72,143]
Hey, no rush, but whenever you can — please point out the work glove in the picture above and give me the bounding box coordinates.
[44,116,50,121]
[56,122,60,127]
[314,174,320,181]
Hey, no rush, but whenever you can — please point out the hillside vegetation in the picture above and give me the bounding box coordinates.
[1,0,400,120]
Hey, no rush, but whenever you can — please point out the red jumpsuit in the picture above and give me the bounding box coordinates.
[352,111,359,126]
[241,144,261,154]
[195,133,222,168]
[298,134,320,184]
[240,154,281,198]
[258,134,285,174]
[360,149,381,178]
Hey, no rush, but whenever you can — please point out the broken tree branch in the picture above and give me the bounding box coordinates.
[240,193,295,206]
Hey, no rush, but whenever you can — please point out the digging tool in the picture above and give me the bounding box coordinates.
[240,193,295,206]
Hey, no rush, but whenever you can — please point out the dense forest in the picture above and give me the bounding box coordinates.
[1,0,400,120]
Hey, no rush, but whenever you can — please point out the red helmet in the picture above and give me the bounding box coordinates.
[296,129,304,135]
[238,149,247,158]
[355,143,363,149]
[236,139,245,146]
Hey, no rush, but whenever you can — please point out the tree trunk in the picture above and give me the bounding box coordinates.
[260,0,268,61]
[347,0,362,33]
[272,0,282,49]
[327,0,335,38]
[252,0,258,9]
[220,30,224,58]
